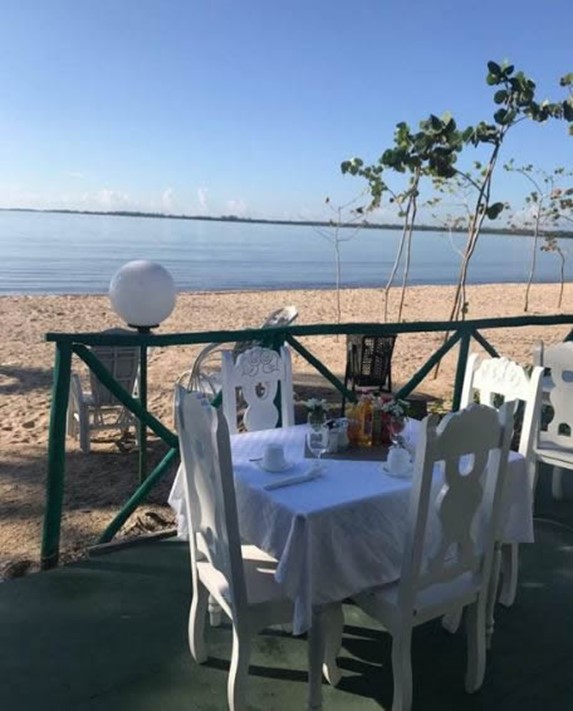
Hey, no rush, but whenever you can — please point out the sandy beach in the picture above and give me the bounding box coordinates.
[1,281,572,578]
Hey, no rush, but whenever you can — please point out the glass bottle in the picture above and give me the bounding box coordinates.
[357,394,373,447]
[371,395,384,446]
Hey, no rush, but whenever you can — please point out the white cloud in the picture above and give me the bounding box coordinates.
[79,188,132,210]
[197,187,209,210]
[161,188,174,211]
[225,198,247,217]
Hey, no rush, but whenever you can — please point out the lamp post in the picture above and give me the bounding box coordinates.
[109,260,176,482]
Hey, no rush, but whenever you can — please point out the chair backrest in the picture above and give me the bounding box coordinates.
[221,345,295,434]
[231,305,298,360]
[89,328,139,407]
[399,402,513,611]
[541,341,573,449]
[175,385,248,618]
[460,353,544,458]
[346,334,397,391]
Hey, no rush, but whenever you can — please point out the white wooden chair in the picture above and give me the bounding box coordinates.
[221,345,294,434]
[174,386,322,710]
[66,328,140,452]
[182,305,298,399]
[532,340,573,501]
[324,403,514,711]
[460,353,544,608]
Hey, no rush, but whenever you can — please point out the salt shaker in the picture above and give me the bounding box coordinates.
[337,418,349,451]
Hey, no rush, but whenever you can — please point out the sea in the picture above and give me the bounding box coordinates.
[0,210,569,295]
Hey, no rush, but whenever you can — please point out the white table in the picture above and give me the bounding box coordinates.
[169,422,534,636]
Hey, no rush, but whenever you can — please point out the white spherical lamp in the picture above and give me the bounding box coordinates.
[109,260,176,330]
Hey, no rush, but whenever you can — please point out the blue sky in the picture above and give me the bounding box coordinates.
[0,0,572,223]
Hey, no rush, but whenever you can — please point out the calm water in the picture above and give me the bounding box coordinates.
[0,210,569,295]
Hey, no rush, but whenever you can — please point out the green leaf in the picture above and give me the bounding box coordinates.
[563,99,573,122]
[494,89,508,105]
[486,202,505,220]
[560,72,573,87]
[494,108,509,125]
[487,60,502,75]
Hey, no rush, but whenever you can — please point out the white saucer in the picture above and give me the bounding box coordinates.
[256,460,294,473]
[381,462,413,478]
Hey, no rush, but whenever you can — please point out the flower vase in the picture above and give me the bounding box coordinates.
[308,411,327,430]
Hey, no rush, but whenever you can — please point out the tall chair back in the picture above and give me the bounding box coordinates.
[175,386,247,619]
[89,328,139,407]
[221,345,294,434]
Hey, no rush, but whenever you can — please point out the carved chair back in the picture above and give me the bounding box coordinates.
[399,403,513,611]
[221,345,294,434]
[542,341,573,450]
[461,353,544,459]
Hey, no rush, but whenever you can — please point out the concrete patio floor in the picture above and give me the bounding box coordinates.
[1,471,572,710]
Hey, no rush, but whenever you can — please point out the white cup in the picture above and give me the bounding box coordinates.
[262,443,287,472]
[387,446,411,475]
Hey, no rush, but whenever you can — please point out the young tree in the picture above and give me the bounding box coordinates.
[505,163,572,311]
[440,61,570,322]
[341,115,462,322]
[314,195,365,327]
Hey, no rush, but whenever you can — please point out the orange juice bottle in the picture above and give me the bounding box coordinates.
[346,403,360,448]
[371,395,383,446]
[357,393,373,447]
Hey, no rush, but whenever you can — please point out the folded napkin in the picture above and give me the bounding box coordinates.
[263,466,323,491]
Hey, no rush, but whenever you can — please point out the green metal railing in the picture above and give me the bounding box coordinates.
[41,313,573,570]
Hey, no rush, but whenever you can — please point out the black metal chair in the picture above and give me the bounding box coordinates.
[341,334,397,414]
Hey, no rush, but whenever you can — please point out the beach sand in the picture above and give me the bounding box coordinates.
[1,282,572,577]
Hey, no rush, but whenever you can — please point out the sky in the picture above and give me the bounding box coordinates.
[0,0,572,223]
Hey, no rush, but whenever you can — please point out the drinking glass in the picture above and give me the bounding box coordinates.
[306,424,329,461]
[389,414,407,448]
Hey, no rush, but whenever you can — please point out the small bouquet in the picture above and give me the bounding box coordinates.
[303,398,329,416]
[381,398,409,418]
[303,398,329,428]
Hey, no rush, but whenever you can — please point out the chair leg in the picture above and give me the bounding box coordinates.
[391,630,413,711]
[79,407,90,453]
[465,601,486,693]
[486,541,502,649]
[308,606,326,710]
[322,602,344,687]
[552,467,564,500]
[209,596,223,626]
[189,580,209,664]
[227,625,252,711]
[498,543,519,608]
[441,607,463,634]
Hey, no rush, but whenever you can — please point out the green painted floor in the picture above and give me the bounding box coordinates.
[1,472,572,710]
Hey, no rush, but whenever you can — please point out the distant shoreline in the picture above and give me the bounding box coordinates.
[1,206,572,239]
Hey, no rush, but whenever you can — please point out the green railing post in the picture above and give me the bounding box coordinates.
[138,343,148,483]
[98,446,179,543]
[41,342,72,570]
[452,328,472,411]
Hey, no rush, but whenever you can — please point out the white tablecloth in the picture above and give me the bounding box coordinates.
[168,422,533,634]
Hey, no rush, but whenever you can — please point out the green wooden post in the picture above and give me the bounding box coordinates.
[452,328,472,411]
[285,334,356,403]
[471,329,500,358]
[395,331,462,401]
[98,446,179,543]
[41,342,72,570]
[138,343,148,483]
